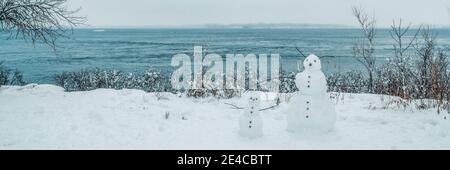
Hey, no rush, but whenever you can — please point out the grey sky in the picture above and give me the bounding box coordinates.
[68,0,450,27]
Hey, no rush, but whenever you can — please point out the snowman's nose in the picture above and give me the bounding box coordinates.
[309,63,312,67]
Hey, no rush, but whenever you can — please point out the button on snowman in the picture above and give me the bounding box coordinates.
[287,54,336,133]
[239,95,263,138]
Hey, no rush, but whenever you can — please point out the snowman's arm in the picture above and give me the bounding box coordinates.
[224,103,244,110]
[259,105,279,111]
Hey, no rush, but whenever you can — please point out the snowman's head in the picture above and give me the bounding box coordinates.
[303,54,322,71]
[248,95,260,107]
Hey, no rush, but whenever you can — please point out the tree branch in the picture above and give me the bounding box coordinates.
[0,0,86,50]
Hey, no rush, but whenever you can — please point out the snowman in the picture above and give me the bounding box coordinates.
[287,54,336,133]
[239,95,263,138]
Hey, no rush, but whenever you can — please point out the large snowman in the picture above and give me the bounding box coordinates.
[287,54,336,133]
[239,95,263,138]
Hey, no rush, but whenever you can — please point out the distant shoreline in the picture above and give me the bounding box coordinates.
[75,23,450,29]
[78,23,352,29]
[75,27,430,30]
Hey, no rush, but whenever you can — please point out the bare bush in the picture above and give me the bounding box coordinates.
[352,7,377,93]
[428,49,449,112]
[332,25,449,111]
[414,27,438,99]
[388,20,420,99]
[407,27,449,112]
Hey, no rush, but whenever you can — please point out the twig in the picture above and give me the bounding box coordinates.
[259,105,278,111]
[295,48,337,59]
[295,47,307,58]
[224,103,244,110]
[224,103,279,111]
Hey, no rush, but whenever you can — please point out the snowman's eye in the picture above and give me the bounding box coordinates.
[314,60,317,62]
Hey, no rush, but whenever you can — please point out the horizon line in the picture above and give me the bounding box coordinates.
[76,23,449,29]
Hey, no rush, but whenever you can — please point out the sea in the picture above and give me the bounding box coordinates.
[1,28,450,84]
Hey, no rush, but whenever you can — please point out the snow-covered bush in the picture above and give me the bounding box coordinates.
[183,67,261,99]
[327,71,368,93]
[279,71,297,93]
[54,69,100,91]
[192,77,243,99]
[54,68,171,92]
[0,63,9,86]
[142,70,171,92]
[54,68,248,99]
[0,62,26,86]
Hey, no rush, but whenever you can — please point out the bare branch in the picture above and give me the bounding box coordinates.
[351,6,377,92]
[295,47,307,58]
[224,103,244,110]
[0,0,87,49]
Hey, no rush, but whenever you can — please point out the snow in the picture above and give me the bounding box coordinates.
[0,84,449,150]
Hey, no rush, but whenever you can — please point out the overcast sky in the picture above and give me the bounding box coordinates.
[68,0,450,27]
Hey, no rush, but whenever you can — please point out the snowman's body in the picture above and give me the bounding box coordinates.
[287,54,336,133]
[239,96,263,138]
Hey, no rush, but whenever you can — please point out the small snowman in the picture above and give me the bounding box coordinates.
[239,95,263,138]
[287,54,336,133]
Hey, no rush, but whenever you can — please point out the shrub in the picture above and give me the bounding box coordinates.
[279,71,298,93]
[54,68,171,92]
[327,71,368,93]
[0,62,9,86]
[0,62,26,87]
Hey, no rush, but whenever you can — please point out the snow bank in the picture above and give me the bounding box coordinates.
[0,85,449,150]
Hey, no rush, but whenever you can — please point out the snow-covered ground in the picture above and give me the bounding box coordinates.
[0,84,449,150]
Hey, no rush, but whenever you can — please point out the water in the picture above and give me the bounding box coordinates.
[1,28,450,84]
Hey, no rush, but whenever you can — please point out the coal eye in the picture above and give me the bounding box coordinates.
[314,60,317,62]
